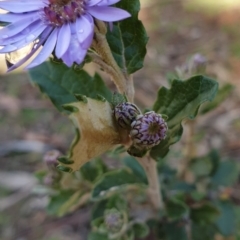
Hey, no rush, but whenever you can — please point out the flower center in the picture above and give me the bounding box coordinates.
[43,0,86,27]
[148,122,162,135]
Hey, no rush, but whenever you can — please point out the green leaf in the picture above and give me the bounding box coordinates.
[211,161,239,187]
[200,83,233,114]
[47,190,88,217]
[158,220,188,240]
[91,168,146,200]
[190,156,213,178]
[191,223,217,240]
[80,159,108,183]
[91,195,128,220]
[165,198,189,220]
[91,200,108,220]
[190,203,219,224]
[28,61,112,112]
[150,75,218,160]
[132,222,149,238]
[208,149,220,176]
[106,0,148,74]
[111,92,128,107]
[123,156,148,184]
[88,232,110,240]
[215,201,236,236]
[47,190,74,215]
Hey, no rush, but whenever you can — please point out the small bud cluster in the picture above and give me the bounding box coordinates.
[130,111,168,149]
[43,150,62,186]
[114,102,141,129]
[104,209,124,233]
[114,103,168,150]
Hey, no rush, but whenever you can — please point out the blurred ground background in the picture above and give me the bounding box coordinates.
[1,0,240,239]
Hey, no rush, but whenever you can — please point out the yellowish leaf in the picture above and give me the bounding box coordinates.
[58,98,121,172]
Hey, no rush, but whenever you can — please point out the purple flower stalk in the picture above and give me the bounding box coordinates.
[130,111,168,149]
[0,0,130,71]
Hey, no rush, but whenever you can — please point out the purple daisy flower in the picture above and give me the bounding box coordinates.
[0,0,130,71]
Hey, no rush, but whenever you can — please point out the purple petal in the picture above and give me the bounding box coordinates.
[26,28,58,69]
[61,34,87,67]
[55,24,71,58]
[0,20,45,45]
[0,23,46,53]
[87,0,103,7]
[0,0,45,13]
[88,6,131,22]
[7,27,53,72]
[76,15,94,49]
[0,11,38,23]
[97,0,120,6]
[0,14,39,39]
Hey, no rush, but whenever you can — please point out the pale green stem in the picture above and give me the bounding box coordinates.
[180,119,196,182]
[92,20,134,101]
[137,155,163,210]
[92,20,162,210]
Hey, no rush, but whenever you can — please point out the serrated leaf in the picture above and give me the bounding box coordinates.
[106,0,148,74]
[150,75,218,160]
[28,61,112,112]
[58,98,121,172]
[91,168,146,200]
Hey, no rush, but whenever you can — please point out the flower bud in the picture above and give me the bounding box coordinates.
[113,102,141,129]
[104,209,124,233]
[43,150,61,171]
[130,111,168,149]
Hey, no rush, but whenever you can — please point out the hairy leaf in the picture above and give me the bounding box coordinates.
[29,60,112,112]
[150,75,218,160]
[106,0,148,74]
[92,168,146,200]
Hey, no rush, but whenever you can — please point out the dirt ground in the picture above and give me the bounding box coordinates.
[1,0,240,239]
